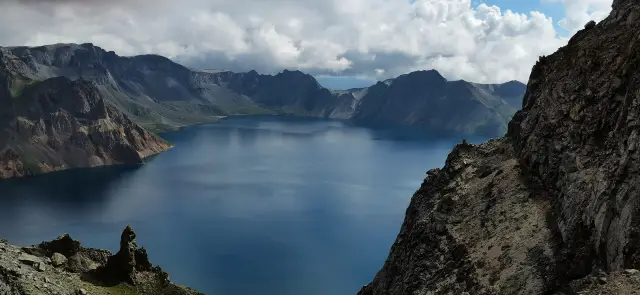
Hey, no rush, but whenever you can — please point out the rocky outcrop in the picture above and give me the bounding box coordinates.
[101,225,153,285]
[0,76,171,179]
[359,0,640,294]
[0,226,201,295]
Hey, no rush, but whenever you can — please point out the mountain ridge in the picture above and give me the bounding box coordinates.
[1,43,525,135]
[0,42,525,179]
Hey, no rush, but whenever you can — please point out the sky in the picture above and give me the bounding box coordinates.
[0,0,614,89]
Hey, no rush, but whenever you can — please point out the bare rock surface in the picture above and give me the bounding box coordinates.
[0,75,171,180]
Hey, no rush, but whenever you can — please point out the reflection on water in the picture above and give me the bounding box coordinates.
[0,116,471,295]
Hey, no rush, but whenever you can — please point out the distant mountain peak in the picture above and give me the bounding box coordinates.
[275,69,321,86]
[394,69,447,83]
[279,69,309,77]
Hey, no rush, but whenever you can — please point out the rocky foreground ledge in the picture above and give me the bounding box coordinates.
[0,226,201,295]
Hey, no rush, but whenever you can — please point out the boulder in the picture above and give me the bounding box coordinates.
[51,253,67,267]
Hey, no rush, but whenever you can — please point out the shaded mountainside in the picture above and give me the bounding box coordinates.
[0,44,525,136]
[0,226,202,295]
[359,0,640,294]
[213,69,526,136]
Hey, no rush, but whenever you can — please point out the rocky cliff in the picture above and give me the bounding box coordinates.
[0,226,201,295]
[358,0,640,294]
[0,44,236,133]
[0,74,171,179]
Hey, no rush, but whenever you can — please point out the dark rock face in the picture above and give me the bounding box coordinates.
[359,1,640,294]
[507,0,640,279]
[38,234,82,258]
[103,225,153,284]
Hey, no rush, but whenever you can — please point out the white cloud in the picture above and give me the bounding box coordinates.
[0,0,614,83]
[547,0,612,33]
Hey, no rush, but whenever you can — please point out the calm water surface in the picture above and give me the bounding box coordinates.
[0,116,472,295]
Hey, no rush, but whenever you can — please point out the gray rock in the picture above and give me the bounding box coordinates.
[37,262,46,272]
[77,288,88,295]
[624,269,639,275]
[51,253,67,267]
[17,253,41,266]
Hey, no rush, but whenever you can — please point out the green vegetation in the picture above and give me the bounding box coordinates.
[20,155,42,174]
[104,284,139,295]
[10,78,41,98]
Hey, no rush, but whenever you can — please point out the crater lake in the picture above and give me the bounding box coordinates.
[0,116,479,295]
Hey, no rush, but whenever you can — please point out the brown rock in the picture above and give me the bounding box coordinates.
[0,76,171,180]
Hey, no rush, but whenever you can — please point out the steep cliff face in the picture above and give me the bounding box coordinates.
[0,76,170,179]
[359,0,640,294]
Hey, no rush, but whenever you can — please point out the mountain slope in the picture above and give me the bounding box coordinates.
[211,69,526,136]
[0,44,256,132]
[0,73,170,179]
[349,70,521,136]
[358,0,640,294]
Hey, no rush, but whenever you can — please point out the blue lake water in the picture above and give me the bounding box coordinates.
[0,116,472,295]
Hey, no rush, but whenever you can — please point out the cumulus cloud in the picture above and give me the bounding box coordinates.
[0,0,614,83]
[547,0,612,33]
